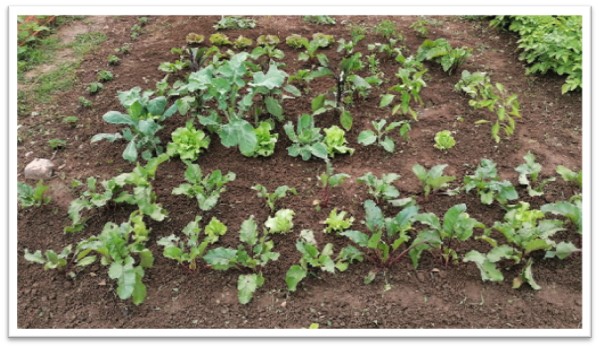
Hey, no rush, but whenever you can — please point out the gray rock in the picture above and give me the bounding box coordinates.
[24,158,55,179]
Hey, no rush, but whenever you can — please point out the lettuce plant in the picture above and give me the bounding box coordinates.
[251,121,278,157]
[172,163,236,211]
[166,120,210,163]
[434,130,456,151]
[252,184,297,213]
[286,34,309,49]
[323,125,354,157]
[233,35,253,49]
[323,208,354,234]
[264,209,295,234]
[463,159,518,207]
[209,33,231,46]
[412,164,456,198]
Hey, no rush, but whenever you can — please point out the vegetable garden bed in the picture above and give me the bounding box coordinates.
[17,15,582,329]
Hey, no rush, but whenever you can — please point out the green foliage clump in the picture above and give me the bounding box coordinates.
[214,16,256,31]
[303,15,336,25]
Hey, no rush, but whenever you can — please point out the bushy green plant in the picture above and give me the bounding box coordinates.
[209,33,232,46]
[323,125,354,157]
[358,119,410,153]
[323,208,355,234]
[97,70,114,82]
[434,130,456,151]
[107,54,121,66]
[317,161,350,208]
[463,159,518,207]
[284,114,328,161]
[380,56,427,120]
[265,209,295,234]
[172,163,236,211]
[166,120,210,162]
[285,34,309,49]
[252,121,278,157]
[556,165,582,189]
[87,82,103,94]
[213,16,256,30]
[541,195,582,234]
[256,34,280,46]
[515,151,555,197]
[412,164,456,198]
[303,15,336,25]
[233,35,253,49]
[18,181,51,208]
[48,138,67,150]
[185,32,205,44]
[357,172,401,203]
[415,38,471,75]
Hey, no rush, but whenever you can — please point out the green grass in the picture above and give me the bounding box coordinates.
[32,62,79,103]
[70,31,107,56]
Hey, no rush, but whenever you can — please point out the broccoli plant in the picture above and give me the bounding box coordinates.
[410,204,485,268]
[379,56,427,120]
[434,130,456,151]
[166,120,210,163]
[252,184,297,213]
[316,161,350,208]
[455,70,521,143]
[541,195,582,234]
[515,151,555,197]
[286,230,363,292]
[172,163,236,211]
[465,202,579,290]
[340,200,434,284]
[463,159,519,207]
[323,208,355,234]
[412,164,456,198]
[202,215,280,304]
[18,181,51,208]
[157,216,227,270]
[323,125,354,157]
[264,209,295,234]
[284,114,328,161]
[357,119,410,153]
[415,38,471,75]
[556,165,582,189]
[91,86,177,162]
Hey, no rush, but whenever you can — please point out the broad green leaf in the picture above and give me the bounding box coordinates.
[380,137,395,153]
[239,216,258,246]
[219,119,257,156]
[285,265,307,292]
[250,64,287,90]
[357,130,377,146]
[340,110,352,131]
[103,111,134,125]
[265,96,283,120]
[123,140,138,162]
[203,247,238,270]
[463,250,504,282]
[311,94,325,112]
[379,94,395,108]
[545,241,579,260]
[237,273,264,304]
[90,133,123,143]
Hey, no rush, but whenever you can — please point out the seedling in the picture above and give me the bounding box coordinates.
[380,56,427,119]
[97,70,114,82]
[48,138,66,150]
[115,43,131,55]
[463,159,519,207]
[286,230,362,292]
[209,33,232,46]
[18,181,51,208]
[323,125,354,157]
[412,164,456,198]
[358,119,410,153]
[515,151,555,197]
[317,161,350,208]
[252,184,297,213]
[555,165,582,189]
[252,122,278,157]
[24,245,72,271]
[87,81,103,94]
[284,114,328,161]
[172,163,236,211]
[78,96,92,108]
[357,172,401,203]
[434,130,456,151]
[265,209,295,234]
[62,116,79,127]
[416,38,471,75]
[373,19,401,40]
[166,120,210,163]
[107,54,121,66]
[410,18,430,37]
[323,208,355,234]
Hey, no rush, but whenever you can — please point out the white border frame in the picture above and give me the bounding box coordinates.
[7,5,592,338]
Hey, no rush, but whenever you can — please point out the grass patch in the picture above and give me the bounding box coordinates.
[32,62,79,103]
[70,31,107,56]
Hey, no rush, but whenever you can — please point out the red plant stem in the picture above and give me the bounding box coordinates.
[387,241,430,267]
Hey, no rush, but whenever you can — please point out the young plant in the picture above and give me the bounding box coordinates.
[323,125,354,157]
[157,216,227,270]
[233,35,253,50]
[556,165,582,189]
[91,86,177,162]
[303,15,336,25]
[97,70,114,82]
[298,34,333,65]
[202,215,280,304]
[24,245,72,271]
[455,70,521,143]
[340,200,431,284]
[541,195,582,234]
[379,57,427,120]
[87,82,103,94]
[172,163,235,211]
[412,164,456,198]
[410,204,484,268]
[356,172,401,203]
[317,161,350,208]
[185,32,205,45]
[286,230,362,292]
[252,121,278,157]
[18,181,51,208]
[115,43,131,55]
[107,54,121,66]
[209,33,232,46]
[465,202,579,290]
[515,151,555,197]
[158,60,187,74]
[265,209,295,234]
[434,130,456,151]
[62,116,79,127]
[410,18,430,37]
[78,96,92,108]
[373,19,401,40]
[357,119,410,153]
[213,16,256,30]
[285,34,309,49]
[284,114,328,161]
[463,158,519,207]
[252,184,297,213]
[48,138,67,150]
[415,38,471,75]
[166,120,210,163]
[256,34,281,47]
[323,208,355,234]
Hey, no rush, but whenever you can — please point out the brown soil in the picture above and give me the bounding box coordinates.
[16,15,582,329]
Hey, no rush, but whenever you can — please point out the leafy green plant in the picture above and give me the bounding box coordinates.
[115,43,131,55]
[48,138,66,150]
[130,23,142,40]
[357,172,401,203]
[463,159,519,207]
[556,165,582,189]
[340,200,431,284]
[252,184,297,213]
[434,130,456,151]
[316,161,350,208]
[97,70,114,82]
[284,114,328,161]
[410,204,484,268]
[185,32,205,45]
[78,96,92,108]
[252,121,278,157]
[379,56,427,119]
[91,86,177,162]
[367,38,403,61]
[158,60,187,74]
[541,195,582,234]
[18,181,51,208]
[303,15,336,25]
[166,121,210,163]
[157,216,227,270]
[490,16,582,93]
[373,19,401,40]
[213,16,256,30]
[172,163,236,211]
[465,201,579,290]
[323,125,354,157]
[202,215,280,304]
[24,245,72,271]
[286,230,362,292]
[87,81,103,94]
[265,209,295,234]
[285,34,309,49]
[410,18,430,37]
[323,208,354,234]
[412,164,456,198]
[297,33,335,64]
[62,116,79,127]
[357,119,410,153]
[415,38,471,75]
[233,35,253,49]
[107,54,121,66]
[256,34,280,47]
[455,70,521,143]
[515,151,555,197]
[209,33,232,46]
[138,17,149,26]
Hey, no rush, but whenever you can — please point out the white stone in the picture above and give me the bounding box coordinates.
[24,158,55,180]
